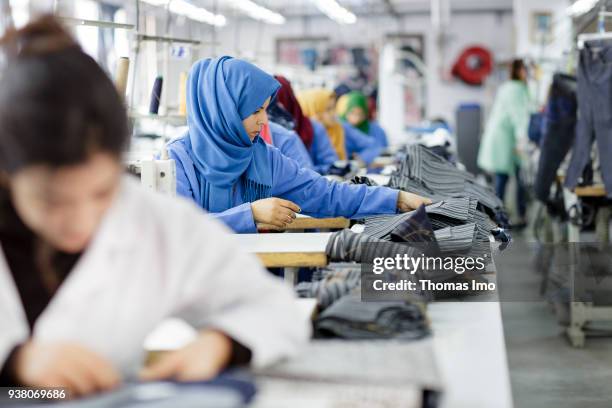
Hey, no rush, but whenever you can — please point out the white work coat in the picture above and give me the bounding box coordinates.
[0,177,310,378]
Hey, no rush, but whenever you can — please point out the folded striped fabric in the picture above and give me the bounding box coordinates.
[295,267,361,309]
[363,197,474,239]
[325,229,424,264]
[389,145,504,217]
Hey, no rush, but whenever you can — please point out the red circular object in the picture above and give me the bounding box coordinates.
[452,46,493,85]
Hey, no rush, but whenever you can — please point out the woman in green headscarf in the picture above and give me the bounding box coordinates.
[337,90,388,148]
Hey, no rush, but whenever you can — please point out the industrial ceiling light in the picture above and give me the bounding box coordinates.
[140,0,227,26]
[567,0,599,16]
[226,0,286,25]
[311,0,357,24]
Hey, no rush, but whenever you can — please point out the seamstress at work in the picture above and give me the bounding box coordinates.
[298,88,383,166]
[337,90,389,149]
[0,16,309,397]
[167,56,431,233]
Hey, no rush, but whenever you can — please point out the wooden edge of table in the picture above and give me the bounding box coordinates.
[256,252,328,268]
[288,216,350,230]
[574,184,607,197]
[257,217,349,231]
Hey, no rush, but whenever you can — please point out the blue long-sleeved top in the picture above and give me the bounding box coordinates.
[309,120,339,174]
[342,122,383,165]
[269,121,314,170]
[366,121,389,148]
[167,136,399,233]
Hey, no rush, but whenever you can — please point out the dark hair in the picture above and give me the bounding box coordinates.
[0,15,128,174]
[510,58,526,81]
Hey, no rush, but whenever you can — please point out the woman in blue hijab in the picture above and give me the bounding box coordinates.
[167,56,430,233]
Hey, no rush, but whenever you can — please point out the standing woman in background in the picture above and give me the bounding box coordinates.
[167,57,431,234]
[0,17,308,396]
[337,90,389,149]
[274,76,339,174]
[477,59,531,226]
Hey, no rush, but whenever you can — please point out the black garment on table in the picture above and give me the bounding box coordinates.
[348,175,380,187]
[535,73,577,202]
[565,41,612,198]
[390,204,437,243]
[314,293,430,340]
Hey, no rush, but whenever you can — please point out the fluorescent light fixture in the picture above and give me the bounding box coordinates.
[140,0,227,26]
[226,0,285,25]
[311,0,356,24]
[567,0,599,16]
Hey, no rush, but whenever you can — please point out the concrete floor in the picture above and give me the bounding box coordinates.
[497,232,612,408]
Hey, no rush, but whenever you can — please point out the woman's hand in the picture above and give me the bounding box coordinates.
[140,330,233,382]
[14,341,121,398]
[396,191,432,213]
[251,198,301,228]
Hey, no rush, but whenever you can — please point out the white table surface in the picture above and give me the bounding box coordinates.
[234,232,332,254]
[429,301,513,408]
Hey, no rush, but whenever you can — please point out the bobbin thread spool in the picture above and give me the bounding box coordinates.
[115,57,129,98]
[149,76,163,114]
[178,71,188,116]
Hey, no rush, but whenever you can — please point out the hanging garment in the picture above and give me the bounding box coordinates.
[535,73,577,202]
[565,41,612,198]
[314,294,430,341]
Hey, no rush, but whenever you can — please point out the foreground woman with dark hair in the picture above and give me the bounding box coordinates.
[0,16,308,397]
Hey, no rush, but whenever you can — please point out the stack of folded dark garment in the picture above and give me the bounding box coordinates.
[363,197,494,260]
[314,293,430,341]
[326,205,491,299]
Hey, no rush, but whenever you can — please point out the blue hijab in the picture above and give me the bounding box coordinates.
[186,56,280,212]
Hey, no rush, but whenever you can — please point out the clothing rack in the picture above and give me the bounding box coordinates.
[577,6,612,48]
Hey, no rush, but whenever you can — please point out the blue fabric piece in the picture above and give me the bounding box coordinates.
[12,373,257,408]
[186,56,280,212]
[342,122,383,165]
[309,120,339,174]
[168,138,399,233]
[269,121,313,170]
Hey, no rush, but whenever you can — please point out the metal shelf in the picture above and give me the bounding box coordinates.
[135,34,202,45]
[60,17,134,30]
[130,112,187,125]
